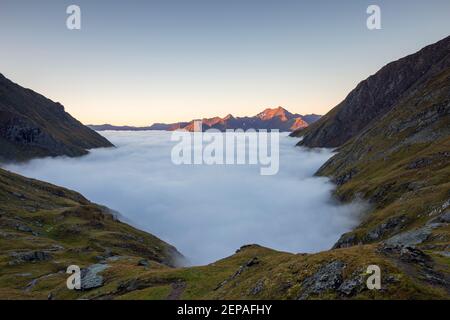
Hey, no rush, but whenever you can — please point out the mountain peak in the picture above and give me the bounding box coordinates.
[202,117,224,126]
[290,117,309,131]
[223,114,234,120]
[257,106,292,121]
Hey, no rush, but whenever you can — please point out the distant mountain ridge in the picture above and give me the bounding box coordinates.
[0,73,114,162]
[89,107,321,132]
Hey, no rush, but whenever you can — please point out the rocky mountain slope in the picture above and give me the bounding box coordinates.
[291,35,450,148]
[0,73,113,162]
[89,107,321,132]
[318,63,450,249]
[289,36,450,250]
[280,36,450,298]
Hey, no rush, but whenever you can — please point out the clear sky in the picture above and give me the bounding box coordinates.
[1,0,449,126]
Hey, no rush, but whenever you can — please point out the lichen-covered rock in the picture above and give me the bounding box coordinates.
[298,260,346,299]
[9,251,52,265]
[384,224,439,247]
[365,215,409,242]
[15,223,33,233]
[337,272,366,296]
[249,279,265,295]
[80,264,109,290]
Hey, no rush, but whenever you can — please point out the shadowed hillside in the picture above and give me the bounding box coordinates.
[291,36,450,148]
[0,73,114,162]
[0,167,184,299]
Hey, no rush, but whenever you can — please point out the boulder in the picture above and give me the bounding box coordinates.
[298,260,346,299]
[80,264,109,290]
[9,251,52,265]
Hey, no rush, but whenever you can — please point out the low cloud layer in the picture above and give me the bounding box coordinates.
[5,131,365,265]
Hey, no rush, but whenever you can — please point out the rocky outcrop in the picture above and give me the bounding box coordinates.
[379,245,449,290]
[364,215,410,242]
[384,225,436,248]
[214,257,260,291]
[80,264,109,290]
[298,260,346,299]
[9,251,52,265]
[0,73,114,161]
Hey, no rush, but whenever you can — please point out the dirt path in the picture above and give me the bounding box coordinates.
[167,281,186,300]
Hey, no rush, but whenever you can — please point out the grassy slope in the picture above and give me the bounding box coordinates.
[26,244,449,300]
[318,69,450,247]
[0,168,182,299]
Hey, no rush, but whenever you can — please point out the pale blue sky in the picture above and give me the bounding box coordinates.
[0,0,449,125]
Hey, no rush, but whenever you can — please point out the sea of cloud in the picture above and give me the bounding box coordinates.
[5,131,366,265]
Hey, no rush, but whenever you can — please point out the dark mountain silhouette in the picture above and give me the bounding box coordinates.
[88,122,190,131]
[291,35,450,148]
[0,73,114,162]
[155,106,320,132]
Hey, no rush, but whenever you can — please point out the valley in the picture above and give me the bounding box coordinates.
[0,35,449,300]
[5,131,362,265]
